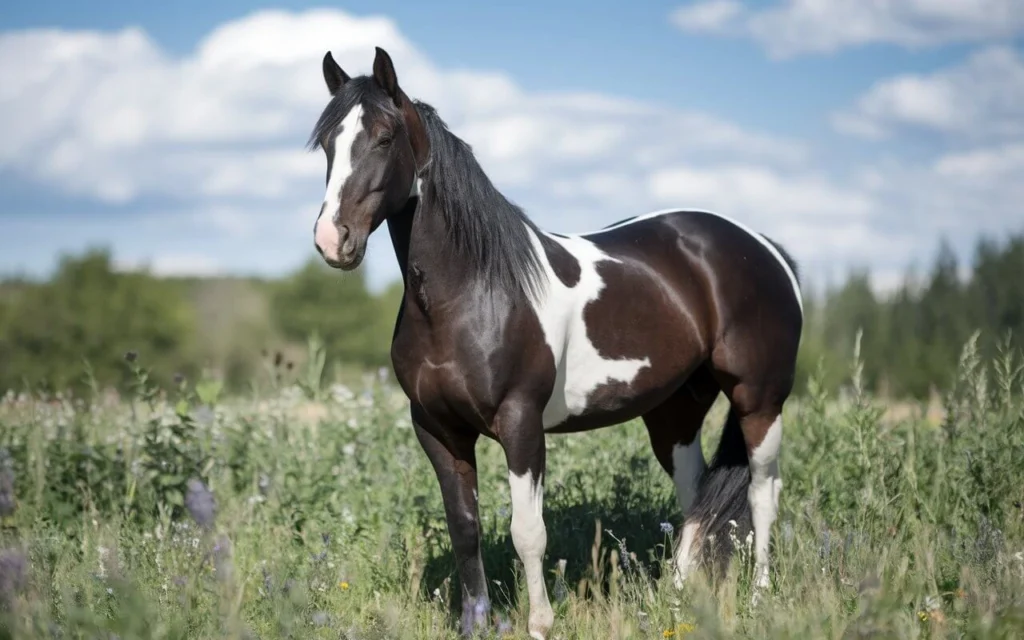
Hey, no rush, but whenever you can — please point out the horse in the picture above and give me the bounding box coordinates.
[309,47,803,640]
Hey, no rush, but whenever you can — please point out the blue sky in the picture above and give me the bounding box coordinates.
[2,1,1023,293]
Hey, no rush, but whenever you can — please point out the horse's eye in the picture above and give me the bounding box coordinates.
[378,135,393,147]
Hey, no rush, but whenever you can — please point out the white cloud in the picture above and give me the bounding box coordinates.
[670,0,1024,58]
[833,46,1024,141]
[934,143,1024,181]
[671,0,744,31]
[0,8,1020,296]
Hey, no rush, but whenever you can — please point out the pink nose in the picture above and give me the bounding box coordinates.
[314,215,349,261]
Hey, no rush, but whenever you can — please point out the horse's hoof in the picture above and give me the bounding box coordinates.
[528,605,554,640]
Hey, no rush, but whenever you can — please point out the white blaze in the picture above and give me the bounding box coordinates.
[314,104,364,258]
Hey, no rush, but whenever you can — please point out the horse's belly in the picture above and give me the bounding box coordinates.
[541,332,655,431]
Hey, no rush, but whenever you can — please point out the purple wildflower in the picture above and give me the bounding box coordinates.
[496,617,513,634]
[185,478,216,529]
[660,522,674,536]
[0,548,28,610]
[0,449,15,518]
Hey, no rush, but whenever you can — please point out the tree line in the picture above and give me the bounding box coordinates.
[1,229,1021,399]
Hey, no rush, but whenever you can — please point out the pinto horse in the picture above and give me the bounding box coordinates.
[310,47,803,640]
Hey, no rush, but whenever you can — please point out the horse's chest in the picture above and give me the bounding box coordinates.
[390,303,500,430]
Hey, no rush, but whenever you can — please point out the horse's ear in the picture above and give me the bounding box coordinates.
[372,46,428,168]
[372,47,401,102]
[323,51,350,95]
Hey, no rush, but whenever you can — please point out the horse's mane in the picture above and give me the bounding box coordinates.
[413,100,546,300]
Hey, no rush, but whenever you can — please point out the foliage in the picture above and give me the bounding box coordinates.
[1,336,1023,638]
[801,229,1024,399]
[0,250,197,394]
[269,258,403,372]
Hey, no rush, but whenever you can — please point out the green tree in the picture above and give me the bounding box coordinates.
[0,249,197,393]
[269,259,401,371]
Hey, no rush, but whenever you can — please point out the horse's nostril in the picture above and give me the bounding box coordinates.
[338,226,352,253]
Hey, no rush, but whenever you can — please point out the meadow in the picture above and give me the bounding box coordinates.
[1,332,1023,639]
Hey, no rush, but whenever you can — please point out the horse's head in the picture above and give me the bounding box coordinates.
[310,47,428,270]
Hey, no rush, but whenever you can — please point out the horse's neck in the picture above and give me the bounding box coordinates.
[386,197,419,282]
[404,196,492,300]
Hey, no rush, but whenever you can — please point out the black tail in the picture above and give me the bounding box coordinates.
[679,408,753,580]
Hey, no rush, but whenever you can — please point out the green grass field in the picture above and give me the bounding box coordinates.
[1,334,1023,639]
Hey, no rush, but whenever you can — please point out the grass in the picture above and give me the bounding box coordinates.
[1,331,1023,639]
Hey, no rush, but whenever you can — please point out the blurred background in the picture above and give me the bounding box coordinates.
[1,0,1022,398]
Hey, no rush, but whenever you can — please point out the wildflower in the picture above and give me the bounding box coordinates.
[616,536,631,570]
[677,622,697,635]
[339,581,350,590]
[258,473,272,497]
[185,478,216,529]
[660,522,674,536]
[0,549,28,609]
[0,448,15,518]
[663,630,675,638]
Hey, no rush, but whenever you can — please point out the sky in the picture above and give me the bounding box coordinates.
[2,0,1023,294]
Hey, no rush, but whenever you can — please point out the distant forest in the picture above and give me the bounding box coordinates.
[2,227,1022,400]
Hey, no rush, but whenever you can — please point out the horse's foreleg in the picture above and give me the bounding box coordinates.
[412,412,489,636]
[495,400,554,640]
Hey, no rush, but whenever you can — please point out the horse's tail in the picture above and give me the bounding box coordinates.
[680,407,753,578]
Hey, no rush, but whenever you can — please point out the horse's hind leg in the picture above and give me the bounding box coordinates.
[710,336,797,602]
[642,364,720,583]
[643,364,720,514]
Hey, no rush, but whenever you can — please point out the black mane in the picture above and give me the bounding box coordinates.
[413,101,546,300]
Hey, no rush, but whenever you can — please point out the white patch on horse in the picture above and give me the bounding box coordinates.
[748,414,782,601]
[579,208,803,314]
[523,228,652,430]
[314,105,364,257]
[671,434,705,513]
[508,471,554,639]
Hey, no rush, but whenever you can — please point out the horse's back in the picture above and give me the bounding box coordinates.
[580,209,802,326]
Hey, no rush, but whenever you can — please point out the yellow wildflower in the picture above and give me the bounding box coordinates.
[663,630,675,638]
[339,581,350,590]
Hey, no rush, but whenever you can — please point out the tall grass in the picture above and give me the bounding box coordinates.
[1,333,1023,639]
